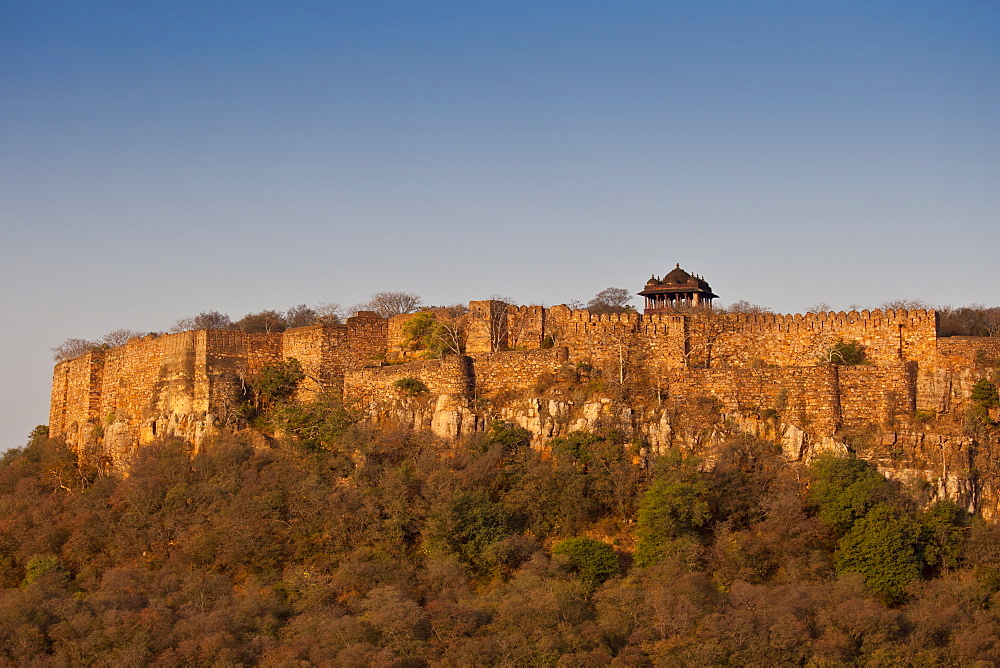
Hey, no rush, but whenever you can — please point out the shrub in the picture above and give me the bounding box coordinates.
[22,554,67,587]
[253,358,305,407]
[394,377,428,396]
[265,392,360,451]
[552,537,620,588]
[635,463,712,567]
[971,378,999,410]
[826,339,867,365]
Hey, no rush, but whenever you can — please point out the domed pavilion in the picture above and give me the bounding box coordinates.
[639,264,718,314]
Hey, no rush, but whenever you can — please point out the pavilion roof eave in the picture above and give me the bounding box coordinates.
[638,288,718,299]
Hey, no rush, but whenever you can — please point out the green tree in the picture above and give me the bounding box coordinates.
[971,378,999,411]
[808,455,891,536]
[248,358,305,412]
[823,339,867,365]
[450,491,516,575]
[401,311,465,357]
[552,537,620,588]
[21,554,67,587]
[920,500,969,574]
[265,392,360,452]
[635,457,712,567]
[835,504,924,604]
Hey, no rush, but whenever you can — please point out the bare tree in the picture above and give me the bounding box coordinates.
[938,304,1000,337]
[170,311,233,333]
[720,300,772,314]
[52,329,148,361]
[314,301,344,325]
[681,311,742,368]
[100,329,146,347]
[357,291,422,318]
[880,299,930,311]
[807,302,834,313]
[52,338,100,362]
[586,287,634,314]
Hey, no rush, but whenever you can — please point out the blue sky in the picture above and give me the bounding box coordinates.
[2,1,998,448]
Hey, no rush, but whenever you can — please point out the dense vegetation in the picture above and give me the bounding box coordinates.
[4,420,1000,666]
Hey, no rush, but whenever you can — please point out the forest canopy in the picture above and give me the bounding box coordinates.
[3,422,1000,665]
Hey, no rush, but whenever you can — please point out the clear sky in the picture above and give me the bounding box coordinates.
[2,1,998,449]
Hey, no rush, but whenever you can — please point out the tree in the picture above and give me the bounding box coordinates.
[264,391,360,451]
[586,288,633,314]
[721,300,772,314]
[816,337,867,365]
[401,311,466,357]
[100,329,146,347]
[920,500,969,574]
[826,339,867,365]
[835,504,924,604]
[880,299,930,311]
[284,304,317,328]
[449,491,517,575]
[248,358,305,410]
[235,310,287,333]
[808,455,890,537]
[52,338,100,361]
[680,310,741,369]
[314,302,344,325]
[971,379,999,411]
[552,537,620,588]
[938,304,1000,337]
[636,456,713,567]
[357,292,422,318]
[52,328,150,361]
[170,311,233,332]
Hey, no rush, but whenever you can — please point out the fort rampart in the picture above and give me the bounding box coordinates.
[49,301,996,465]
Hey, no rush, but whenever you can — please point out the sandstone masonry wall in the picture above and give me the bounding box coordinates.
[457,305,939,376]
[470,348,570,399]
[50,351,104,443]
[703,309,939,368]
[664,366,842,433]
[838,363,917,428]
[344,356,474,405]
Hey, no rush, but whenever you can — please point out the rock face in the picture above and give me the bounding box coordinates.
[49,300,1000,505]
[354,388,997,519]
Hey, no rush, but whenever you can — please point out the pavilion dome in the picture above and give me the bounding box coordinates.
[663,264,691,284]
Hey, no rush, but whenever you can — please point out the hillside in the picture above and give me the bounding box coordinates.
[3,421,1000,664]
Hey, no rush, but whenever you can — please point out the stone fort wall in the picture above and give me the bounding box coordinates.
[50,300,996,461]
[49,312,388,457]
